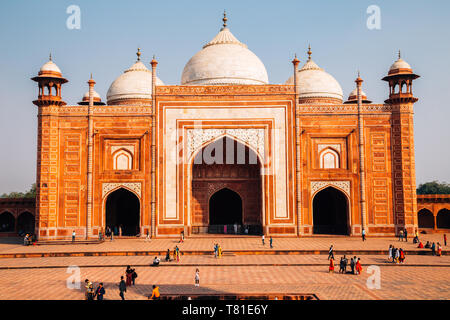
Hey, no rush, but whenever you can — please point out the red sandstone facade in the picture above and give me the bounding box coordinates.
[28,70,429,240]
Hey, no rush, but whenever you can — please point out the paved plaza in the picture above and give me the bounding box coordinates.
[0,235,448,300]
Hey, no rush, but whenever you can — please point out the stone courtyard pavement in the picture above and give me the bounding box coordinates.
[0,233,447,255]
[0,235,448,300]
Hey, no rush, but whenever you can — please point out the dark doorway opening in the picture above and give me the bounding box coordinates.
[313,187,349,235]
[17,212,35,234]
[0,212,15,232]
[209,188,242,227]
[418,209,434,228]
[437,209,450,229]
[105,188,140,236]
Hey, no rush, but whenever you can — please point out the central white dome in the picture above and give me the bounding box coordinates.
[181,26,268,85]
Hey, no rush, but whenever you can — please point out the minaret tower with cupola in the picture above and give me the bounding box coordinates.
[383,51,420,235]
[31,55,68,240]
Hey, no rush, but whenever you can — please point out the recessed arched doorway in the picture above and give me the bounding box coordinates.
[191,136,262,234]
[313,187,349,235]
[105,188,140,236]
[0,212,15,232]
[17,212,35,234]
[437,209,450,229]
[209,188,242,225]
[418,209,434,228]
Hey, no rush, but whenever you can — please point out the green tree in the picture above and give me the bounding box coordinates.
[416,181,450,195]
[0,183,36,199]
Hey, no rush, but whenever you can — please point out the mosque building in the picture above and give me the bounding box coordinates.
[29,13,421,239]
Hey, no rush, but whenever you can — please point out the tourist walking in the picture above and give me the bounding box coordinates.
[398,229,404,241]
[145,230,151,241]
[437,243,442,256]
[404,228,408,242]
[355,258,362,275]
[262,234,265,246]
[125,266,135,286]
[213,243,218,258]
[444,234,447,246]
[165,249,171,262]
[118,276,126,300]
[218,244,222,258]
[339,257,344,273]
[431,242,436,256]
[150,285,160,300]
[362,228,366,241]
[342,255,348,273]
[388,245,393,262]
[329,258,335,273]
[395,248,400,263]
[175,245,180,262]
[328,245,334,260]
[350,257,355,274]
[195,268,200,287]
[72,230,76,242]
[85,279,94,300]
[270,236,273,248]
[399,248,405,263]
[95,283,105,300]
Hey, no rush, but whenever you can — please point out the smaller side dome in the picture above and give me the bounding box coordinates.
[78,90,105,105]
[344,88,372,104]
[38,54,63,77]
[388,51,413,76]
[106,49,164,105]
[285,58,343,104]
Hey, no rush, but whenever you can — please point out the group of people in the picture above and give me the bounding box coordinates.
[418,241,443,256]
[23,233,36,246]
[327,246,362,274]
[84,279,105,300]
[334,255,363,275]
[388,245,406,263]
[213,242,223,258]
[261,235,274,248]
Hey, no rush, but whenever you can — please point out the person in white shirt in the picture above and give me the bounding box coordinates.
[195,268,200,287]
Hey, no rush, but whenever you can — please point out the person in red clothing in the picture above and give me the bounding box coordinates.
[418,241,424,248]
[444,234,447,246]
[355,258,363,275]
[329,258,335,273]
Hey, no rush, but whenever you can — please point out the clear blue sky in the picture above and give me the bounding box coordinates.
[0,0,449,194]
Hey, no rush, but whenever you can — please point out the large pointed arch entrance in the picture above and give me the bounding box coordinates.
[312,187,349,235]
[191,136,262,234]
[105,188,140,236]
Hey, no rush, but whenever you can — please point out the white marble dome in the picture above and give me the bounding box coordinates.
[181,27,268,85]
[388,56,413,75]
[82,90,101,100]
[39,57,62,75]
[348,88,367,99]
[107,60,164,104]
[285,59,343,101]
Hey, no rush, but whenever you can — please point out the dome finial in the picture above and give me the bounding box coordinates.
[307,44,312,61]
[49,53,52,61]
[222,10,228,29]
[137,48,141,61]
[398,50,401,60]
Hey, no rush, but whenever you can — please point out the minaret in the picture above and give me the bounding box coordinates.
[292,53,302,236]
[355,72,367,234]
[86,74,96,239]
[150,55,158,238]
[31,55,68,240]
[382,51,420,235]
